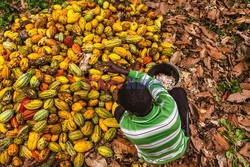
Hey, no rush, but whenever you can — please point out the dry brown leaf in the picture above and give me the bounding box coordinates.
[213,132,230,151]
[240,83,250,90]
[180,57,200,68]
[196,91,212,98]
[184,24,199,37]
[227,90,250,103]
[231,61,244,77]
[191,136,205,152]
[200,47,207,59]
[235,17,246,24]
[85,153,107,167]
[207,9,217,20]
[112,138,137,155]
[239,143,250,158]
[200,26,218,40]
[110,160,121,167]
[203,57,211,69]
[236,31,250,46]
[207,49,227,60]
[145,2,160,9]
[196,65,203,78]
[221,36,233,45]
[199,105,214,122]
[170,51,182,64]
[238,117,250,127]
[189,124,198,136]
[218,47,234,53]
[160,2,169,15]
[228,114,238,127]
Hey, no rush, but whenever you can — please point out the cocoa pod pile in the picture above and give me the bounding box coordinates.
[0,0,174,166]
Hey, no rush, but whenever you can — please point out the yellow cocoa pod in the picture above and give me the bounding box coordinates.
[74,140,93,153]
[99,118,108,131]
[83,108,95,119]
[79,17,86,31]
[88,90,99,99]
[91,125,101,143]
[56,76,69,84]
[98,146,113,157]
[55,98,70,111]
[112,22,122,32]
[88,69,102,76]
[48,142,62,152]
[88,99,98,107]
[1,65,10,79]
[0,150,10,164]
[113,47,127,57]
[83,34,94,42]
[137,24,147,36]
[103,118,119,128]
[27,132,40,151]
[74,153,84,167]
[93,43,104,49]
[81,121,94,136]
[111,76,125,84]
[67,118,77,131]
[102,53,109,62]
[58,111,71,119]
[85,22,92,32]
[24,99,43,110]
[72,102,84,112]
[108,53,121,61]
[67,10,81,24]
[146,25,160,32]
[27,53,41,60]
[88,55,98,65]
[20,58,29,71]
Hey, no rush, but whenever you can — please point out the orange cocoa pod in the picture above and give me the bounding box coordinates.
[105,101,112,111]
[32,150,40,162]
[10,116,18,128]
[7,143,19,156]
[23,110,37,120]
[72,43,81,54]
[143,56,152,64]
[42,133,52,141]
[31,34,43,43]
[40,83,49,91]
[45,39,57,46]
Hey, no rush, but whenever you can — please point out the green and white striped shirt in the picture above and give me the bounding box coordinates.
[119,70,189,165]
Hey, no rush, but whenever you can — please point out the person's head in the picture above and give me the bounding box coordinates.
[118,82,152,116]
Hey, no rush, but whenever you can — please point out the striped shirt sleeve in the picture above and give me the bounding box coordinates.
[127,70,173,104]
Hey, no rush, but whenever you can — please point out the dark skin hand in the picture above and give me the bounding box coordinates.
[100,62,130,75]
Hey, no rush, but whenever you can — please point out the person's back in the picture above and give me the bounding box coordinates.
[101,62,189,165]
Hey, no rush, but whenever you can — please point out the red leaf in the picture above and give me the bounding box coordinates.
[227,90,250,103]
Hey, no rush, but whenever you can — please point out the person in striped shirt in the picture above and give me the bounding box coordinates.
[102,62,189,165]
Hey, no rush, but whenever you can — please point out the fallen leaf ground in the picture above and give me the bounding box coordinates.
[1,0,249,167]
[111,0,249,166]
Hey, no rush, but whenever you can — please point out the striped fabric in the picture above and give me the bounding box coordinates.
[119,70,189,165]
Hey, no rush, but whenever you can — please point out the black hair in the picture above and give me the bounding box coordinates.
[118,82,152,116]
